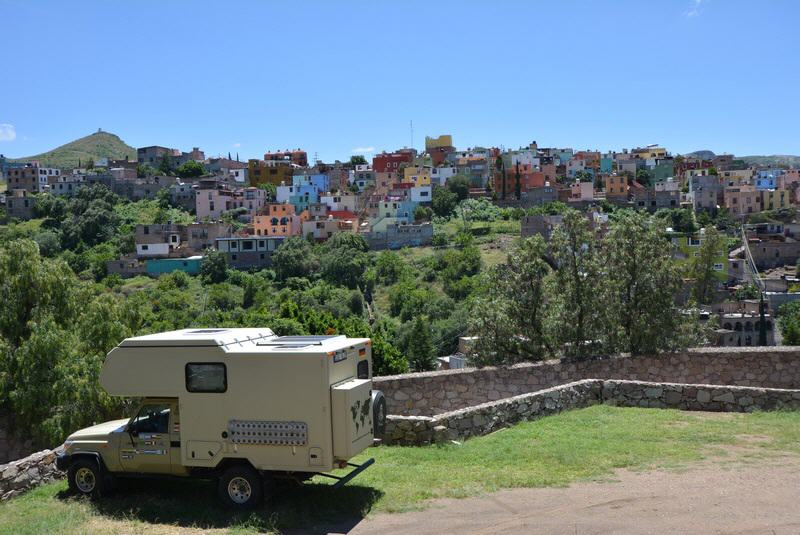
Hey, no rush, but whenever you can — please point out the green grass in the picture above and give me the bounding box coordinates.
[2,406,800,534]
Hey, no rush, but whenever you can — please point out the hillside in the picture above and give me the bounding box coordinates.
[739,155,800,168]
[8,130,136,169]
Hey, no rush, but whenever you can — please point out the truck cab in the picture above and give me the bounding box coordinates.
[56,329,387,508]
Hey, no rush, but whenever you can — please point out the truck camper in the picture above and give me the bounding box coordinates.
[56,328,386,508]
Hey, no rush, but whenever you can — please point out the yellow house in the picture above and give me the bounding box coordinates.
[425,134,453,150]
[248,160,294,187]
[403,166,432,186]
[632,146,667,160]
[761,189,790,211]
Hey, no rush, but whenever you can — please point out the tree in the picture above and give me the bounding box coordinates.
[431,185,458,217]
[350,155,367,166]
[779,301,800,345]
[176,160,204,178]
[158,153,174,175]
[550,210,600,357]
[514,162,522,200]
[469,236,554,365]
[319,233,369,288]
[414,205,432,222]
[690,227,724,304]
[599,211,682,354]
[635,168,651,186]
[272,237,319,280]
[447,174,471,201]
[407,316,435,371]
[200,249,228,284]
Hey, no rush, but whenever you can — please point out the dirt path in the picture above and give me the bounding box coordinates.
[330,458,800,535]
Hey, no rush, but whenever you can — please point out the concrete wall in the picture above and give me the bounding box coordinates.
[384,379,800,446]
[375,347,800,417]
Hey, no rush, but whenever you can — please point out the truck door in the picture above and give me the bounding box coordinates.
[119,402,173,474]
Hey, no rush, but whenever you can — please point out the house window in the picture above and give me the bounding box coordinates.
[185,363,227,393]
[141,245,149,250]
[713,263,724,271]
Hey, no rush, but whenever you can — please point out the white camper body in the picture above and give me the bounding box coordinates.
[99,328,375,473]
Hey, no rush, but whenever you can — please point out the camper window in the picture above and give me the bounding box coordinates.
[185,363,227,393]
[131,404,170,434]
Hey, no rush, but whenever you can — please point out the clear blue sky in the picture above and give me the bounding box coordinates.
[1,0,799,162]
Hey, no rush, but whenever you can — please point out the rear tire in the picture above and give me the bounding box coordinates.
[217,465,263,509]
[67,459,105,497]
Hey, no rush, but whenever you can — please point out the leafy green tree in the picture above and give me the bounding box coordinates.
[350,155,367,166]
[600,211,682,354]
[158,153,174,175]
[635,168,651,186]
[469,236,554,365]
[431,185,458,217]
[272,237,320,280]
[176,160,205,178]
[320,235,370,289]
[550,210,600,357]
[33,230,62,257]
[414,205,432,222]
[779,301,800,345]
[690,227,724,304]
[375,251,411,284]
[200,249,228,284]
[447,174,471,201]
[407,316,435,371]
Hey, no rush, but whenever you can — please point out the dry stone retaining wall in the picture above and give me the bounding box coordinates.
[0,449,62,501]
[375,347,800,417]
[383,379,800,445]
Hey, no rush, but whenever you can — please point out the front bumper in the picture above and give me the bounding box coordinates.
[55,453,71,471]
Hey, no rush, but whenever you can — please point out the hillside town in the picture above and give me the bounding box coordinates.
[2,135,799,352]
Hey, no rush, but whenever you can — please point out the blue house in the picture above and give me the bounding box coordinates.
[293,173,330,193]
[600,158,614,173]
[146,255,203,277]
[755,169,784,191]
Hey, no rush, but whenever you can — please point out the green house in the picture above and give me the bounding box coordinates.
[668,229,728,281]
[146,255,203,277]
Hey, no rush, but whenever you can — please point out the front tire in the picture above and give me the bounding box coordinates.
[67,459,105,497]
[217,465,263,509]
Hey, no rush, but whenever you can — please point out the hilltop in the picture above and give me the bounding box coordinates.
[8,130,136,169]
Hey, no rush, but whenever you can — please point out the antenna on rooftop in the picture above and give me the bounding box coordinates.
[410,120,414,150]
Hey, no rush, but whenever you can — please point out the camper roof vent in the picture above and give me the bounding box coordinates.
[187,329,228,334]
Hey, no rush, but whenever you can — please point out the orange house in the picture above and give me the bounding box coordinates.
[252,203,306,237]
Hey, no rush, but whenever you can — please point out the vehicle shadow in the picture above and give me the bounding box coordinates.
[56,477,383,533]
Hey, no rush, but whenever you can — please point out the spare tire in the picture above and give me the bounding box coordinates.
[371,390,387,438]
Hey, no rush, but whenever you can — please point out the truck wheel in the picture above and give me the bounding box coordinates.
[217,465,263,509]
[67,459,105,497]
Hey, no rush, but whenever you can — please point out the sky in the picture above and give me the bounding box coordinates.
[1,0,799,162]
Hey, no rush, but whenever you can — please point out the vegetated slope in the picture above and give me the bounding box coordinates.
[8,130,136,169]
[683,150,716,160]
[739,155,800,168]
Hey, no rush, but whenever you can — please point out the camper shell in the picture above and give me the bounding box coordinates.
[57,328,385,507]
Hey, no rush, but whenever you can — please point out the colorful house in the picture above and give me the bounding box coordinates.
[146,256,203,277]
[252,203,305,237]
[668,229,728,281]
[403,166,432,186]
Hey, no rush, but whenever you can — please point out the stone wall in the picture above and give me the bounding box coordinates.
[0,414,37,464]
[383,379,800,446]
[375,347,800,417]
[0,449,62,500]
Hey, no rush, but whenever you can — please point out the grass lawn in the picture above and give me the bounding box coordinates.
[2,405,800,534]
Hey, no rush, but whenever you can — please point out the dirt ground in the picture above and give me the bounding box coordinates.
[328,457,800,535]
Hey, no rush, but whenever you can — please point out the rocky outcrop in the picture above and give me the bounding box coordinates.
[0,449,63,501]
